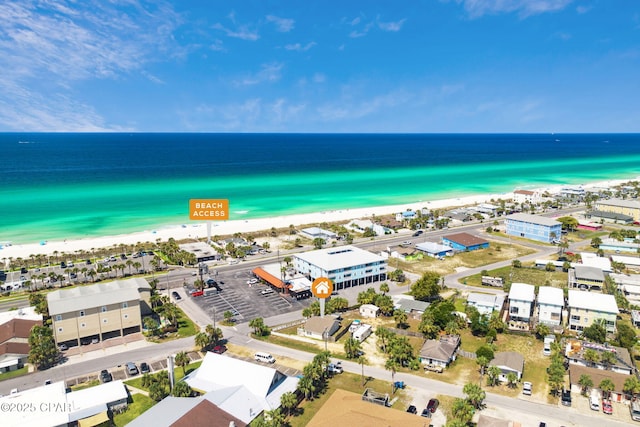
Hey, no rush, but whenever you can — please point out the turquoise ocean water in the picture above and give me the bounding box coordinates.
[1,133,639,244]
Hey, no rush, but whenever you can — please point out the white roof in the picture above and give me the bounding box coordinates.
[568,290,619,314]
[184,352,299,423]
[294,245,385,270]
[579,253,612,272]
[467,292,499,306]
[537,286,564,306]
[0,381,69,427]
[508,283,535,302]
[301,227,337,237]
[610,273,640,286]
[0,306,42,325]
[596,198,640,209]
[47,277,150,315]
[67,380,128,421]
[416,242,452,253]
[611,255,640,266]
[505,213,561,227]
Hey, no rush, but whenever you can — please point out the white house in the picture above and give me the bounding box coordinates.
[512,189,544,205]
[507,283,535,323]
[466,293,505,316]
[537,286,564,326]
[359,304,380,318]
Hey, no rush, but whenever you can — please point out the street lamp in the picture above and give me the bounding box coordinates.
[323,327,329,352]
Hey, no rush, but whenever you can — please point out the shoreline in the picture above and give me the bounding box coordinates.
[0,178,633,263]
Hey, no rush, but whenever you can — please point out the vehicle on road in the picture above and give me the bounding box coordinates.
[523,381,532,395]
[427,398,439,414]
[44,379,52,385]
[255,352,275,363]
[412,230,423,236]
[100,369,112,383]
[406,405,417,414]
[10,388,18,395]
[140,362,150,374]
[401,240,412,246]
[172,291,182,300]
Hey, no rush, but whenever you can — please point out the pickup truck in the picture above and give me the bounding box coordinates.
[424,364,444,373]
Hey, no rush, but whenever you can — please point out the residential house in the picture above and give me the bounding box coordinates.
[392,296,430,317]
[490,351,525,382]
[472,203,499,216]
[477,414,519,427]
[129,397,246,427]
[564,340,634,375]
[441,233,489,252]
[610,273,640,305]
[359,304,380,319]
[611,255,640,270]
[569,364,630,403]
[299,316,341,340]
[418,335,461,368]
[579,252,612,273]
[567,265,605,291]
[415,241,453,258]
[594,198,640,222]
[567,290,618,333]
[387,245,422,261]
[300,227,338,241]
[512,189,543,205]
[559,186,586,200]
[395,210,417,222]
[0,307,42,373]
[293,245,387,291]
[504,213,562,243]
[184,352,299,424]
[507,283,535,326]
[536,286,564,327]
[632,310,640,328]
[466,293,505,317]
[47,278,151,348]
[599,237,640,253]
[577,219,603,231]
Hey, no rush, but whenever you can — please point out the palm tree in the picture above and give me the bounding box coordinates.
[174,351,189,376]
[486,365,501,386]
[344,337,362,359]
[506,372,518,389]
[194,332,210,351]
[379,282,389,295]
[385,358,400,393]
[297,375,315,401]
[599,378,615,399]
[624,376,640,399]
[463,382,486,409]
[280,391,297,417]
[357,355,368,387]
[451,398,474,425]
[172,381,192,397]
[578,374,593,395]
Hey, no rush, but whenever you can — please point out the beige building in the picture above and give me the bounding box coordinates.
[47,278,151,347]
[594,198,640,221]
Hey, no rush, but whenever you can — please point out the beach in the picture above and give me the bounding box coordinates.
[0,178,631,263]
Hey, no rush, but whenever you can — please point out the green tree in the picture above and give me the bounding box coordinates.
[450,398,474,425]
[615,322,637,349]
[599,378,615,399]
[375,326,393,353]
[29,293,49,317]
[476,356,489,376]
[463,382,486,409]
[357,288,377,305]
[506,372,518,389]
[590,237,602,248]
[28,325,58,370]
[174,351,189,376]
[476,345,494,361]
[547,362,565,396]
[583,348,600,365]
[312,238,326,249]
[344,337,362,359]
[172,381,192,397]
[144,317,160,336]
[557,216,578,231]
[280,391,298,417]
[297,375,315,401]
[379,282,389,295]
[583,321,606,343]
[149,381,169,401]
[194,331,211,351]
[623,376,640,398]
[486,365,501,386]
[578,374,593,395]
[385,358,399,394]
[411,271,441,301]
[249,317,270,336]
[600,350,616,369]
[373,294,395,315]
[534,323,550,340]
[393,309,408,328]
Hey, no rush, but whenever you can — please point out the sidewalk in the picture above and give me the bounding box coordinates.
[64,339,155,365]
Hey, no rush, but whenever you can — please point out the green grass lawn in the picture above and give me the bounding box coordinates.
[463,265,568,288]
[113,393,156,427]
[0,366,29,381]
[288,372,410,427]
[176,307,197,338]
[70,379,100,391]
[124,361,203,392]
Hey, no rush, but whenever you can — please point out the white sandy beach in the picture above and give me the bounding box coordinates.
[0,179,632,263]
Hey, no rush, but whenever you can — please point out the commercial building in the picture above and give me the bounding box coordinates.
[47,278,151,347]
[567,290,618,333]
[594,198,640,222]
[178,242,221,263]
[293,245,386,291]
[504,213,562,243]
[441,233,489,252]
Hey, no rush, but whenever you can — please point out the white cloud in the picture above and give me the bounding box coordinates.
[234,62,284,86]
[0,0,181,131]
[212,22,259,41]
[284,41,317,52]
[377,18,407,32]
[266,15,295,32]
[449,0,574,19]
[317,88,413,121]
[210,39,226,52]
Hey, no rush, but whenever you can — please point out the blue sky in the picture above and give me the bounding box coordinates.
[0,0,638,132]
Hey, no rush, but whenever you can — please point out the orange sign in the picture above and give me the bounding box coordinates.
[189,199,229,220]
[311,277,333,299]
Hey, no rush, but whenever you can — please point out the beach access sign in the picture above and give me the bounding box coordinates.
[311,277,333,299]
[189,199,229,220]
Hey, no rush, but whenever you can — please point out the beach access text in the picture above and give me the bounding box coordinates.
[189,199,229,220]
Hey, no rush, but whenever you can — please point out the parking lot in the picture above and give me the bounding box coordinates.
[191,268,314,324]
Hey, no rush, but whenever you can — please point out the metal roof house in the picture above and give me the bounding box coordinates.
[504,213,562,243]
[415,241,454,258]
[568,290,619,333]
[568,265,605,291]
[467,292,505,316]
[441,233,489,252]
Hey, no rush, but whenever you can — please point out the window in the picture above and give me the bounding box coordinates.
[103,318,108,323]
[510,306,519,314]
[79,310,85,317]
[571,315,580,321]
[101,306,107,313]
[57,327,63,332]
[122,302,128,309]
[80,323,86,328]
[55,315,62,321]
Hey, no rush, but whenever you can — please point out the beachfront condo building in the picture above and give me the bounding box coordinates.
[594,198,640,222]
[567,290,618,334]
[504,213,563,243]
[47,278,152,348]
[293,245,386,291]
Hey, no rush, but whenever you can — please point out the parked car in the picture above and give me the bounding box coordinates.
[401,240,412,246]
[58,343,68,351]
[412,230,423,236]
[327,363,343,374]
[126,362,139,376]
[140,362,150,374]
[561,389,571,406]
[420,408,431,418]
[427,398,439,414]
[172,291,182,300]
[261,288,274,295]
[247,278,258,285]
[602,399,613,415]
[523,381,532,395]
[91,337,99,344]
[406,405,417,414]
[212,345,227,354]
[100,369,112,383]
[44,379,52,385]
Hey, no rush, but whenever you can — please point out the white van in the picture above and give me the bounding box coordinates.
[255,352,275,364]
